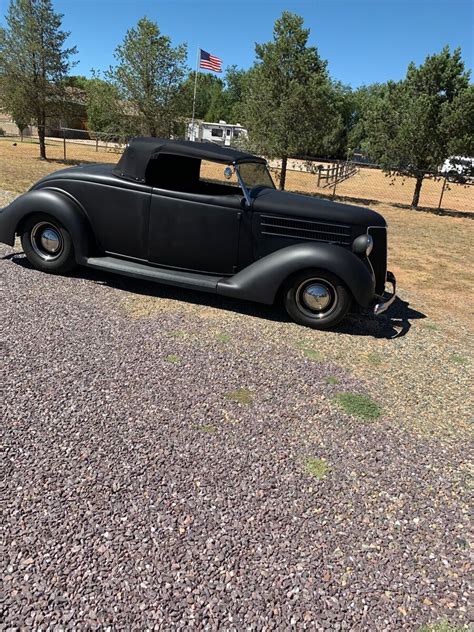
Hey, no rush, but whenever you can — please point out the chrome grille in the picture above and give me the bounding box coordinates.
[260,215,352,245]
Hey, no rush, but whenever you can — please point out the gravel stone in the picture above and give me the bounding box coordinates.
[1,198,472,630]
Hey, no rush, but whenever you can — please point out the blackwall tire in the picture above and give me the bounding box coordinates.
[283,269,352,330]
[20,214,76,274]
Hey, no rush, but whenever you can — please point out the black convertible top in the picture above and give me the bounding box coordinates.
[113,137,265,182]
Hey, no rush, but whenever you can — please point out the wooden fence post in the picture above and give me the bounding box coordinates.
[332,169,338,199]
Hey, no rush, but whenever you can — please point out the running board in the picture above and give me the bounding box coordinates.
[85,256,222,293]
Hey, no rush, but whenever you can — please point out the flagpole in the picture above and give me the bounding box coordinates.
[190,47,200,141]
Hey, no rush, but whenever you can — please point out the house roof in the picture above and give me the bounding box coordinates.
[113,137,264,183]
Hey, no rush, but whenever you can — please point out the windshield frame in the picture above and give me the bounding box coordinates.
[234,160,275,206]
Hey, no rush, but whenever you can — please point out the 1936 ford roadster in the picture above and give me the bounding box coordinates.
[0,138,396,329]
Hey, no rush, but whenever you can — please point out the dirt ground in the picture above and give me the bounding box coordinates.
[1,137,472,213]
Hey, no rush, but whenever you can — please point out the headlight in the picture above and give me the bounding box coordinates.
[352,234,373,256]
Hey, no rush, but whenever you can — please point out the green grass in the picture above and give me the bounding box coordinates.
[449,354,469,366]
[324,376,339,385]
[216,332,231,344]
[296,342,323,362]
[303,348,323,361]
[303,457,330,479]
[418,620,466,632]
[194,423,217,434]
[165,354,181,364]
[224,388,253,405]
[335,392,381,421]
[423,321,440,331]
[366,352,383,366]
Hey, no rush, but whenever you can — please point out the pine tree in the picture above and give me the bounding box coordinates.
[364,47,472,207]
[243,12,338,190]
[108,17,188,138]
[0,0,77,159]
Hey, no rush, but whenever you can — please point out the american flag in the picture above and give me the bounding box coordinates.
[199,49,222,73]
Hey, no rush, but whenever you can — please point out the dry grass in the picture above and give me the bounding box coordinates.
[284,165,473,213]
[374,203,474,324]
[1,138,472,214]
[0,137,117,193]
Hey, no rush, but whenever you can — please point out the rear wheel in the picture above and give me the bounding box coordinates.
[20,214,76,274]
[283,269,352,330]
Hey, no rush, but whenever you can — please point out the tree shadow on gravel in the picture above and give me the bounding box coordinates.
[5,252,425,340]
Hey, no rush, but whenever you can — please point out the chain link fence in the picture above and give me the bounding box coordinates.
[267,158,473,214]
[0,127,472,214]
[0,126,125,161]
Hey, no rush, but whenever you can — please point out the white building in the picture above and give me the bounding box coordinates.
[187,120,247,146]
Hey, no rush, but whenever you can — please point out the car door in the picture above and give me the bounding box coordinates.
[148,190,242,274]
[61,177,152,260]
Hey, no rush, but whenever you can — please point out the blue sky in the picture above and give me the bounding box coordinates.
[1,0,473,87]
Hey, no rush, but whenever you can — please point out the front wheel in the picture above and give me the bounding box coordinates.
[283,269,352,330]
[20,214,76,274]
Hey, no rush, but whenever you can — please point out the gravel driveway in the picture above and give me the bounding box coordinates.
[1,191,472,630]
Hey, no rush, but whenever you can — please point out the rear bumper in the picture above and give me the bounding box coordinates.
[373,271,396,315]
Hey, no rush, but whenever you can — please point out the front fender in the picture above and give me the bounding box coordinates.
[0,188,90,263]
[217,242,376,307]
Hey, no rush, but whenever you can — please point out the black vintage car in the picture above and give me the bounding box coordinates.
[0,138,395,329]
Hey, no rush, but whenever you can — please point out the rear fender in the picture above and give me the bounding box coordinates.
[0,188,91,263]
[217,242,376,307]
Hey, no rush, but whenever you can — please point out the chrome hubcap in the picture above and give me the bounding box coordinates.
[40,228,61,253]
[30,222,63,261]
[296,278,337,319]
[302,284,331,311]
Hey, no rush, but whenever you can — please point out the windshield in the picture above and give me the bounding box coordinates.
[237,162,275,191]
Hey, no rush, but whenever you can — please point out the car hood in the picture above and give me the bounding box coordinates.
[251,187,386,227]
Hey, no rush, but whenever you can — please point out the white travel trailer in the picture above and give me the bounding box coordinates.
[187,120,248,146]
[440,156,474,178]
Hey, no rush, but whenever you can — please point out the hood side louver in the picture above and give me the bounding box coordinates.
[260,214,352,245]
